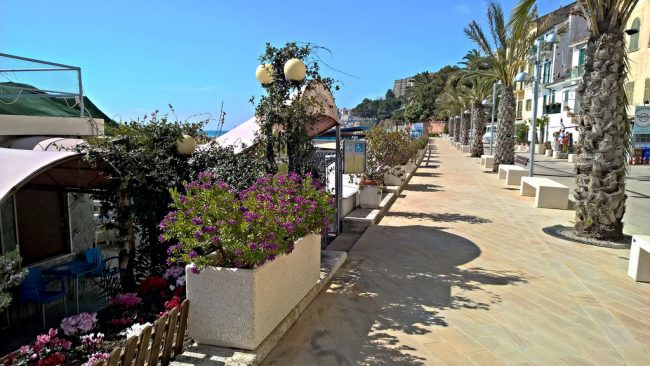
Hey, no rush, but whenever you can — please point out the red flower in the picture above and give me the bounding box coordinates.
[36,352,65,366]
[137,276,167,295]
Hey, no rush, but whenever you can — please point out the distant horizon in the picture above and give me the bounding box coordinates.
[2,0,566,130]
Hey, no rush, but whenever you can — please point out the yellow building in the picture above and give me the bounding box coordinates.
[625,0,650,112]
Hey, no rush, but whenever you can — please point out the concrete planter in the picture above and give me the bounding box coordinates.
[384,165,406,186]
[567,153,576,163]
[545,149,553,157]
[359,185,382,208]
[185,234,321,350]
[535,144,546,154]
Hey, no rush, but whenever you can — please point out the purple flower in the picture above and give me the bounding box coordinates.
[60,312,97,336]
[248,242,258,250]
[158,234,165,243]
[191,217,203,225]
[188,250,198,259]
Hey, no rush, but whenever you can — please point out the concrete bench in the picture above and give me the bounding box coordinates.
[498,165,527,185]
[520,177,569,209]
[629,235,650,282]
[461,145,470,153]
[481,155,494,169]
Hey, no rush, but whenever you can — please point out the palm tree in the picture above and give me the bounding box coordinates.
[465,1,536,171]
[436,86,468,143]
[455,51,497,157]
[512,0,639,240]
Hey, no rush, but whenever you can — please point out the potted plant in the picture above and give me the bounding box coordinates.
[544,141,553,157]
[159,172,334,350]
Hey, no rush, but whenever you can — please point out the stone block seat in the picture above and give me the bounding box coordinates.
[629,235,650,282]
[461,145,470,153]
[520,177,569,209]
[498,164,527,186]
[481,155,494,169]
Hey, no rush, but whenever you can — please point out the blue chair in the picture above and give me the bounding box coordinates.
[19,266,67,328]
[84,247,119,288]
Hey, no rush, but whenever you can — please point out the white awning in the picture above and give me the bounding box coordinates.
[0,148,84,202]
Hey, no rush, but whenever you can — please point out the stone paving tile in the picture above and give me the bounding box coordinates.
[262,140,650,365]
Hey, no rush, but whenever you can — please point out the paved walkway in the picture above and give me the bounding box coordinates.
[262,139,650,366]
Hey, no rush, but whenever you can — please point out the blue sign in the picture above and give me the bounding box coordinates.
[411,122,424,138]
[355,142,365,153]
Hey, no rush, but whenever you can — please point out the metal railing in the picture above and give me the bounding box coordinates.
[0,53,85,117]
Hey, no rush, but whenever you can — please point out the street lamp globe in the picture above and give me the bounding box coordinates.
[482,98,491,106]
[255,64,274,84]
[176,135,196,155]
[514,71,529,83]
[284,58,307,81]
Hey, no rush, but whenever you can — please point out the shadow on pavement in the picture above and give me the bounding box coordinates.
[405,184,444,192]
[285,225,526,366]
[385,212,492,224]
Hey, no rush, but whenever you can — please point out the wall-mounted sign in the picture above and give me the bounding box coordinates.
[343,140,366,174]
[633,106,650,134]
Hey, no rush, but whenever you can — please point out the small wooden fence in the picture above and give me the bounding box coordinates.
[96,299,190,366]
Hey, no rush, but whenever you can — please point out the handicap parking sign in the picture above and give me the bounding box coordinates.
[355,143,364,153]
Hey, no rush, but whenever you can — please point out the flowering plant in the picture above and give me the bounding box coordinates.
[3,329,71,366]
[60,313,97,337]
[160,172,334,270]
[110,293,142,308]
[0,250,28,311]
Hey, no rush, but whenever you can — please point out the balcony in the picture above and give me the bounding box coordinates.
[543,103,562,114]
[571,64,585,79]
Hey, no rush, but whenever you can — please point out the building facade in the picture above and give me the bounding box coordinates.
[393,77,414,99]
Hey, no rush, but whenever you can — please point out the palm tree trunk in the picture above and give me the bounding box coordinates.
[448,117,455,138]
[470,101,485,157]
[461,112,471,146]
[574,32,629,240]
[454,117,461,143]
[492,86,516,172]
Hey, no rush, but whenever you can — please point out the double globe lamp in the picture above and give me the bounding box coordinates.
[255,58,307,84]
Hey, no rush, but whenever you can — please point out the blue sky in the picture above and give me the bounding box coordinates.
[1,0,564,130]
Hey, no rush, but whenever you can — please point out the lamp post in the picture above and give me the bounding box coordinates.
[256,57,342,235]
[489,82,497,155]
[514,31,557,177]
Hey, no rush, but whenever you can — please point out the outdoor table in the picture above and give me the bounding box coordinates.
[44,260,94,314]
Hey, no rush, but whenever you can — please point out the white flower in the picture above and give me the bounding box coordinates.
[124,322,152,340]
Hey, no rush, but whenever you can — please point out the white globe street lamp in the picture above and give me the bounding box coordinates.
[255,64,274,84]
[283,58,307,81]
[176,135,196,155]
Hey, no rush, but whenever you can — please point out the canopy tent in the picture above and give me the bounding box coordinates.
[0,136,86,151]
[214,81,339,153]
[0,148,111,203]
[0,82,116,128]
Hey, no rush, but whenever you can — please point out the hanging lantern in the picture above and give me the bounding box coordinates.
[176,135,196,155]
[283,58,306,81]
[255,64,274,84]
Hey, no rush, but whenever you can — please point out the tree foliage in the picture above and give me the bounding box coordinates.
[253,42,336,175]
[352,89,402,121]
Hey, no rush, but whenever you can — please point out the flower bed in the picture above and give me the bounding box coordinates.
[2,269,186,366]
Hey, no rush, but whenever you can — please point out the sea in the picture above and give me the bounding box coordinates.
[204,130,228,138]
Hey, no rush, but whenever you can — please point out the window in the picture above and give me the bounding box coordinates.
[525,99,532,111]
[551,90,556,104]
[517,101,523,119]
[563,91,569,103]
[625,82,635,102]
[628,18,640,52]
[542,61,551,83]
[644,78,650,104]
[578,48,585,65]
